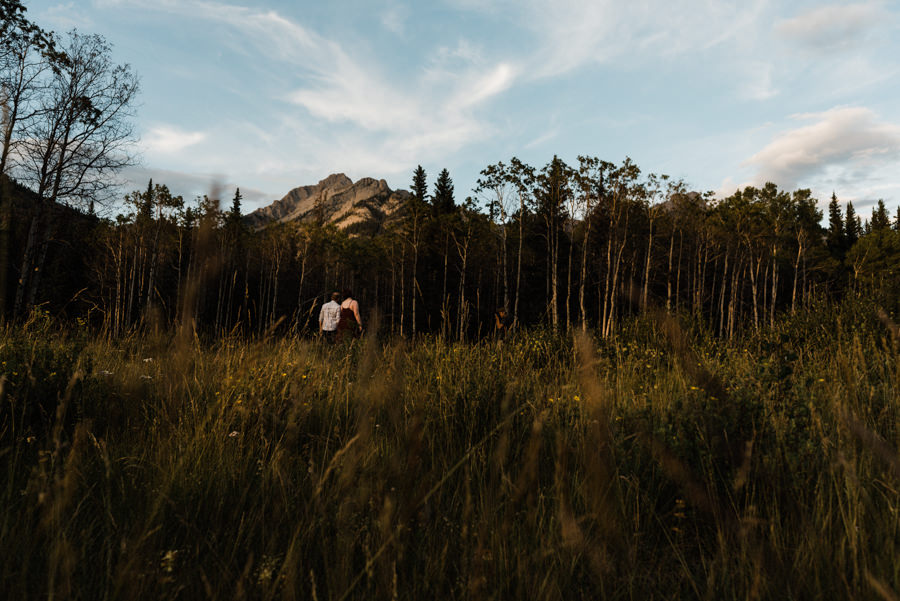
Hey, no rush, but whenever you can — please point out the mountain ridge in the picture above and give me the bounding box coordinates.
[245,173,411,232]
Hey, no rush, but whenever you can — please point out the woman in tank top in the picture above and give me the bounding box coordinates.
[335,289,363,342]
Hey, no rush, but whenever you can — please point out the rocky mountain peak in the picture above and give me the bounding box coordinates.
[245,173,410,233]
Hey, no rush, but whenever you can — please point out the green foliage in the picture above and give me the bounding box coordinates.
[410,164,427,203]
[432,168,455,215]
[846,201,861,247]
[871,199,892,233]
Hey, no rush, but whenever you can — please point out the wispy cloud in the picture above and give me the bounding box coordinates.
[743,106,900,191]
[524,127,559,150]
[775,2,888,51]
[444,0,769,78]
[115,0,516,175]
[143,126,207,155]
[38,2,95,30]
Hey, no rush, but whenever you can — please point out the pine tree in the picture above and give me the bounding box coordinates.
[139,179,154,221]
[845,201,860,247]
[227,188,242,226]
[826,192,844,254]
[432,168,455,215]
[870,199,890,232]
[894,205,900,231]
[411,165,427,203]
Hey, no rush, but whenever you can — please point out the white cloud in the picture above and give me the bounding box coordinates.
[142,126,207,154]
[744,107,900,188]
[456,63,517,108]
[444,0,769,78]
[122,0,515,173]
[775,2,887,50]
[39,2,95,30]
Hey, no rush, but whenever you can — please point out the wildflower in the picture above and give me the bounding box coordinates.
[302,374,307,379]
[140,374,152,380]
[281,372,287,377]
[142,358,154,363]
[573,395,581,402]
[257,555,280,584]
[817,378,825,383]
[160,550,178,574]
[99,370,113,377]
[689,386,699,391]
[26,436,35,444]
[228,431,239,438]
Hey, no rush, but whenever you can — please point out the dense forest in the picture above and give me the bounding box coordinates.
[3,0,900,340]
[4,158,900,340]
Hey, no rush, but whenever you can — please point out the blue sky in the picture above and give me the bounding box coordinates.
[24,0,900,217]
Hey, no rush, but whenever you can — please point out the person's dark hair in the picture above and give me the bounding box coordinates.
[342,289,353,300]
[331,291,341,301]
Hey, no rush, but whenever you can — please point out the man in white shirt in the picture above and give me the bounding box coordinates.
[318,291,341,342]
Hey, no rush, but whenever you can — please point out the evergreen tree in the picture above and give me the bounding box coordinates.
[894,205,900,231]
[432,168,455,215]
[411,165,428,203]
[870,199,890,232]
[826,192,844,253]
[141,179,155,220]
[845,201,860,247]
[225,188,243,230]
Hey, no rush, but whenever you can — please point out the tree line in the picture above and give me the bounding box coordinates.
[5,156,900,339]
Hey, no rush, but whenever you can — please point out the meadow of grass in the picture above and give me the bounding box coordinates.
[0,301,898,600]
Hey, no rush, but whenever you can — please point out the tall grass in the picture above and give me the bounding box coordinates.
[1,302,897,599]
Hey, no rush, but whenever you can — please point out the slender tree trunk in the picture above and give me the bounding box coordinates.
[675,230,683,313]
[565,221,574,331]
[13,210,40,317]
[442,233,450,339]
[390,242,396,334]
[666,229,675,312]
[602,231,613,338]
[551,212,559,330]
[579,210,591,332]
[399,244,406,337]
[770,243,778,327]
[749,251,761,331]
[607,218,629,337]
[642,220,654,312]
[514,196,525,328]
[501,222,508,310]
[718,251,728,338]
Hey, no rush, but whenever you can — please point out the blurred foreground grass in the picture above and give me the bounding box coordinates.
[1,304,898,600]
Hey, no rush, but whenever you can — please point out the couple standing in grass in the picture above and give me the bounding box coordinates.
[318,290,363,342]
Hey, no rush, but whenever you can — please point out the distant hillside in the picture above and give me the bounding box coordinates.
[245,173,411,234]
